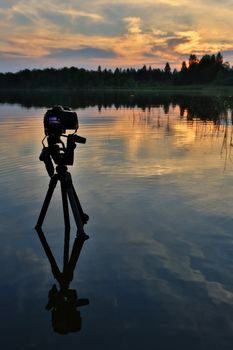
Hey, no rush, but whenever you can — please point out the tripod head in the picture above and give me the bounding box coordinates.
[46,284,89,334]
[39,106,86,177]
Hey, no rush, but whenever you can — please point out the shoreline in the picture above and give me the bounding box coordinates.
[0,85,232,95]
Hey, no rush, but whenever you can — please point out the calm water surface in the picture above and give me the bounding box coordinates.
[1,97,233,349]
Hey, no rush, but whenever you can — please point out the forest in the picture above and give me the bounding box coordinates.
[0,52,232,89]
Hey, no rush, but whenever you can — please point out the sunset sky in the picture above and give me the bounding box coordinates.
[0,0,233,72]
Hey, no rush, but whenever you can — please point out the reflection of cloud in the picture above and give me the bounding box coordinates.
[123,234,233,307]
[3,101,233,311]
[78,105,230,186]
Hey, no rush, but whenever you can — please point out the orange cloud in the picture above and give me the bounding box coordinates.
[0,0,232,70]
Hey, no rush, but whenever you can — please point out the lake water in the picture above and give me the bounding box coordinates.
[1,93,233,349]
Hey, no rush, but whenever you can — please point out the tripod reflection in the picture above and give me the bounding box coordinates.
[36,227,89,334]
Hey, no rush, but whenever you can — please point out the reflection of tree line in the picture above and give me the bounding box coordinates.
[0,91,233,123]
[178,96,232,123]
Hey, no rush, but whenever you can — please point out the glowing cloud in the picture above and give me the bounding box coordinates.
[123,17,142,34]
[0,0,232,71]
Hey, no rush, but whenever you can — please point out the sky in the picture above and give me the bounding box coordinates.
[0,0,233,72]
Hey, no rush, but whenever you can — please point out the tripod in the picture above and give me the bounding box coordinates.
[35,164,89,236]
[35,226,89,333]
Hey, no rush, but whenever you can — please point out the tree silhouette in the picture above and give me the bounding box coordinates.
[0,52,231,89]
[164,62,171,74]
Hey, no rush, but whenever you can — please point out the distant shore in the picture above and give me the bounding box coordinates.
[0,85,232,96]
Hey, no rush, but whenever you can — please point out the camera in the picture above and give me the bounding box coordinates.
[40,106,86,176]
[44,105,79,136]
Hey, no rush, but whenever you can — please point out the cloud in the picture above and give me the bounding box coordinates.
[56,9,103,21]
[172,31,201,54]
[0,0,233,71]
[222,50,233,56]
[123,17,142,34]
[48,47,118,59]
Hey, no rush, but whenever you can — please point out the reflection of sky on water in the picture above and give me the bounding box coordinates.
[1,103,233,348]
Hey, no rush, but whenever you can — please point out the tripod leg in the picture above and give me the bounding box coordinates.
[68,234,89,272]
[61,180,71,230]
[63,227,70,274]
[63,235,87,286]
[61,181,71,270]
[35,227,61,282]
[66,186,86,235]
[72,184,89,224]
[35,175,58,229]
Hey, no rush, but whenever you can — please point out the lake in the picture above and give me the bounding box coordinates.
[1,92,233,349]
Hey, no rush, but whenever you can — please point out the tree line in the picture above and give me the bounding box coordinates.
[0,52,232,89]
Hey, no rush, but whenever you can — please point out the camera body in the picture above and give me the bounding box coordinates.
[40,106,86,176]
[44,105,79,136]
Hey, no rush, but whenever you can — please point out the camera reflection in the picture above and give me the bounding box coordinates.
[35,227,89,334]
